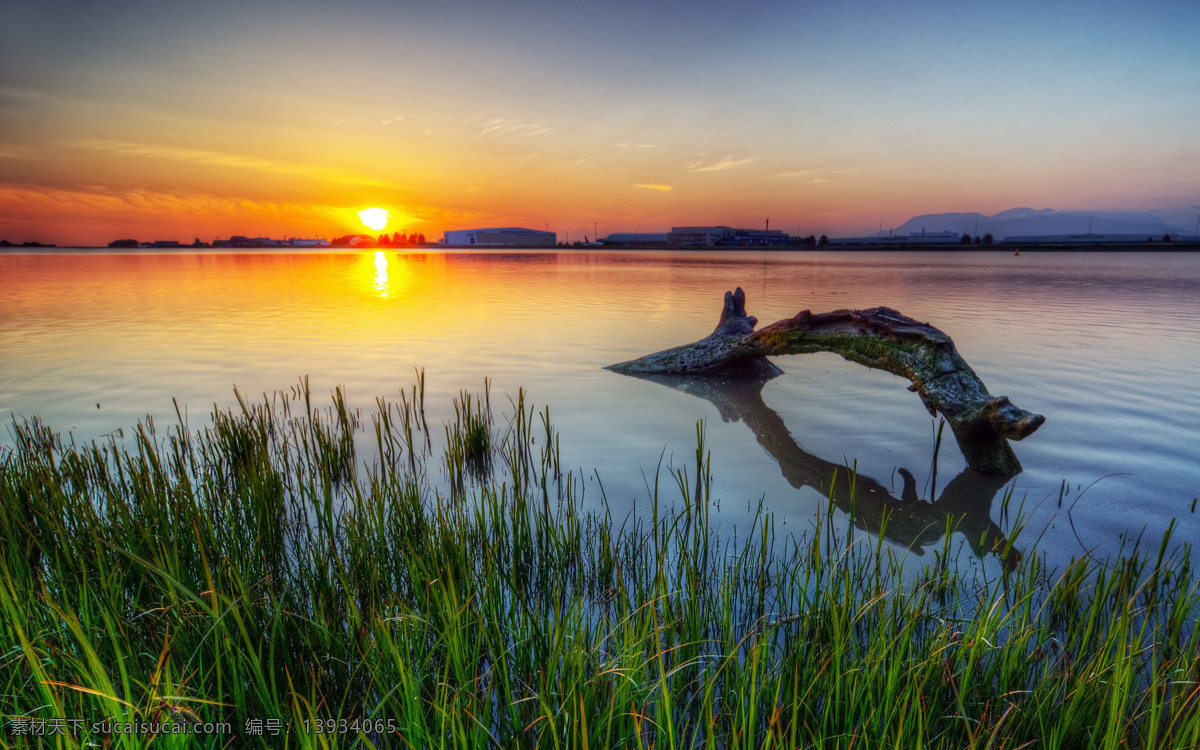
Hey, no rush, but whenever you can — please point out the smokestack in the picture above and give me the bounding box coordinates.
[765,219,769,232]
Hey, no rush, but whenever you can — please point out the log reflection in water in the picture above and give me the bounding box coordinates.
[637,370,1020,566]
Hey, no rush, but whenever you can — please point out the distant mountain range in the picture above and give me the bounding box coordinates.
[887,208,1191,239]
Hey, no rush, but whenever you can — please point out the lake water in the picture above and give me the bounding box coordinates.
[3,248,1198,574]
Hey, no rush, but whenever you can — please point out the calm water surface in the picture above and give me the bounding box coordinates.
[3,249,1198,573]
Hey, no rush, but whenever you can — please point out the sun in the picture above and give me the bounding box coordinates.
[358,207,390,232]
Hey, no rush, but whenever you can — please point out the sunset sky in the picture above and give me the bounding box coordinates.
[2,0,1198,246]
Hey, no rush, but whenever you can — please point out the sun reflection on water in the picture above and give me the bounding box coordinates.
[372,251,389,297]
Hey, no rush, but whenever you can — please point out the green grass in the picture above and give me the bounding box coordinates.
[1,378,1198,748]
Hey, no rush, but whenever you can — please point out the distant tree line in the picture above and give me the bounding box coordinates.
[959,234,994,245]
[330,232,428,247]
[793,234,825,247]
[0,239,57,247]
[379,232,427,246]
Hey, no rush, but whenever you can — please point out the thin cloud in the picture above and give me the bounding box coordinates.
[477,117,551,138]
[0,184,329,217]
[686,155,760,173]
[0,87,50,101]
[770,165,860,181]
[0,145,33,159]
[64,139,397,188]
[634,184,673,192]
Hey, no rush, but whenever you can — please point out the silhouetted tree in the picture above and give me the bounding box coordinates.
[960,233,972,245]
[416,233,427,244]
[1162,234,1173,243]
[982,233,994,245]
[806,235,817,246]
[818,235,829,246]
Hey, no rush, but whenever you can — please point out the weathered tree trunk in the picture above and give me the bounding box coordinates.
[607,288,1044,474]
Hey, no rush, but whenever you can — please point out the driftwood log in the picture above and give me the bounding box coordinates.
[607,288,1044,474]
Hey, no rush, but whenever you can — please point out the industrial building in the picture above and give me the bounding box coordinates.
[600,233,669,247]
[668,226,734,246]
[441,227,557,247]
[667,226,792,247]
[831,231,964,246]
[1000,233,1171,244]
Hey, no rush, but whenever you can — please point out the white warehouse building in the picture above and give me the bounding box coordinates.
[441,227,557,247]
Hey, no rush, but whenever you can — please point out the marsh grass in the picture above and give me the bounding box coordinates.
[444,379,494,499]
[1,379,1198,748]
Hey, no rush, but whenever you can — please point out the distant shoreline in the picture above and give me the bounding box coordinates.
[4,242,1200,254]
[591,242,1200,252]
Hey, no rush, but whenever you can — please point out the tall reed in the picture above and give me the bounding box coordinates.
[1,379,1197,748]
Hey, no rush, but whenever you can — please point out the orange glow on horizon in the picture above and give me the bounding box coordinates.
[0,185,457,247]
